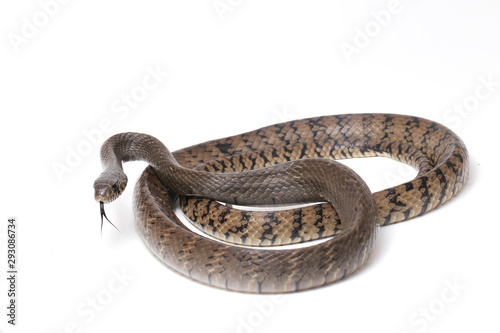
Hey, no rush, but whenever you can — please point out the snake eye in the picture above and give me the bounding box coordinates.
[112,184,119,192]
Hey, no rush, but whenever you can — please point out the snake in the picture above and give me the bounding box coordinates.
[93,113,469,293]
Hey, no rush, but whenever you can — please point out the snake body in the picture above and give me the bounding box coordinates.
[94,113,469,293]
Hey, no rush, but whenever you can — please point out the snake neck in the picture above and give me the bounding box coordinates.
[100,132,201,195]
[100,132,327,205]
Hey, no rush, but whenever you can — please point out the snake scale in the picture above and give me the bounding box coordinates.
[94,113,469,293]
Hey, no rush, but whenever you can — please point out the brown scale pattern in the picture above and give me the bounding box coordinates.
[179,139,436,246]
[174,114,469,228]
[98,113,468,293]
[180,197,343,246]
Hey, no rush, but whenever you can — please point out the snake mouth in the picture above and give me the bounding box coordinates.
[100,201,119,233]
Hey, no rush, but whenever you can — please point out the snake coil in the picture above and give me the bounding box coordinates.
[94,114,469,293]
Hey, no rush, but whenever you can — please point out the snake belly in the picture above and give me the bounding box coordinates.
[112,113,469,293]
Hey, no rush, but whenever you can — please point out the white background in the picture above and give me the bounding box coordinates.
[1,1,499,332]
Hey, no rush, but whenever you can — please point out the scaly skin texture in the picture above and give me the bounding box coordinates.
[95,113,469,293]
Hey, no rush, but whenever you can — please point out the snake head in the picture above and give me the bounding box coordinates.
[93,171,128,204]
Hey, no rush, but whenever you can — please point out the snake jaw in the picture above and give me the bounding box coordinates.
[100,201,119,233]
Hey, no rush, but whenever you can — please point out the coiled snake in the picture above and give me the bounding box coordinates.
[93,114,469,293]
